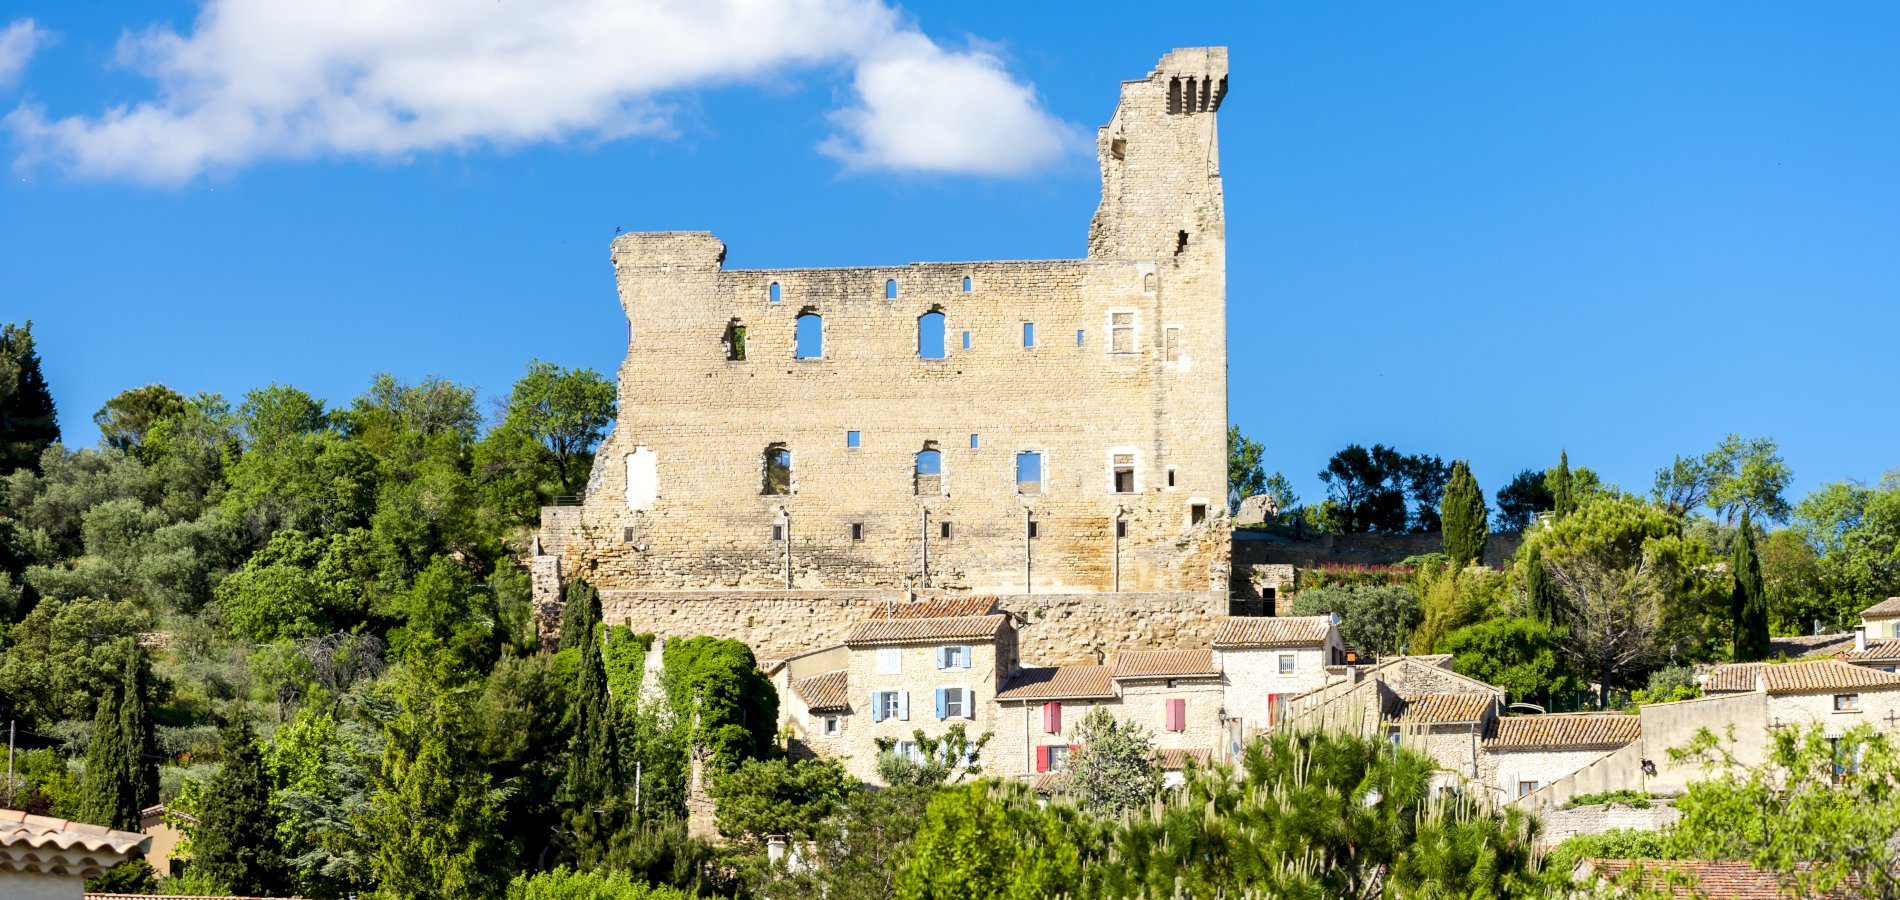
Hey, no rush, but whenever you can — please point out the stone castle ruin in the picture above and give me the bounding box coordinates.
[536,48,1233,664]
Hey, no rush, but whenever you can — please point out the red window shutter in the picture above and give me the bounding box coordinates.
[1044,701,1063,734]
[1035,746,1049,772]
[1267,692,1279,726]
[1167,698,1186,732]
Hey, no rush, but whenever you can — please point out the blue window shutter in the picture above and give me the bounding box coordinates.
[958,645,971,669]
[935,688,947,720]
[872,692,884,723]
[898,690,910,721]
[962,687,974,719]
[935,647,947,670]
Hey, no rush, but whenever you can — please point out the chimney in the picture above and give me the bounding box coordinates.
[1856,625,1868,654]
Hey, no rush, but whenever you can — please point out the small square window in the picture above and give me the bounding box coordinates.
[1278,653,1295,675]
[847,430,861,448]
[962,331,971,350]
[1836,693,1860,711]
[850,523,864,541]
[822,716,840,736]
[1191,503,1208,525]
[1115,520,1128,538]
[1046,745,1071,770]
[1517,781,1539,798]
[877,649,901,675]
[940,521,952,540]
[1023,323,1035,348]
[771,524,784,541]
[970,433,979,449]
[1027,521,1039,540]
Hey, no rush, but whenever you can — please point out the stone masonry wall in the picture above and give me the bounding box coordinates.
[598,589,1227,666]
[545,49,1230,622]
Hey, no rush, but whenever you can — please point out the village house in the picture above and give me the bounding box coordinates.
[1858,597,1900,639]
[0,810,149,900]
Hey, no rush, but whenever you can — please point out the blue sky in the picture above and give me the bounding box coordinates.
[3,1,1897,514]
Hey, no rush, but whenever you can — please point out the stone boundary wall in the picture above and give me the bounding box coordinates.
[598,589,1225,665]
[1233,529,1525,573]
[1538,800,1681,846]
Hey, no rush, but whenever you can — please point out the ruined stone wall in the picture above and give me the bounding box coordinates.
[1537,801,1681,847]
[597,589,1225,666]
[548,49,1229,612]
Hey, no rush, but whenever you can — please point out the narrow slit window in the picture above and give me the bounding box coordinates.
[885,279,898,299]
[916,446,943,496]
[1167,468,1177,488]
[771,523,784,541]
[1023,323,1036,348]
[1112,454,1135,494]
[918,310,946,359]
[795,312,823,359]
[1115,520,1128,538]
[850,523,865,541]
[962,276,972,292]
[1175,230,1189,255]
[940,521,952,540]
[969,434,979,450]
[1076,329,1085,346]
[847,431,861,448]
[1016,452,1043,494]
[769,282,782,303]
[1027,520,1039,540]
[725,319,747,361]
[763,444,792,495]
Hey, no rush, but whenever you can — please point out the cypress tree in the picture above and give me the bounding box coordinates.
[1732,513,1771,661]
[564,615,621,803]
[120,644,159,810]
[559,578,602,652]
[193,719,288,896]
[79,680,138,830]
[1551,451,1575,520]
[0,320,60,477]
[1524,545,1561,623]
[1439,460,1487,567]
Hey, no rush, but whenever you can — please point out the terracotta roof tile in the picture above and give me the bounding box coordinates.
[1113,649,1219,679]
[1861,597,1900,618]
[1844,639,1900,663]
[791,669,849,711]
[1152,748,1214,770]
[869,596,998,619]
[1486,714,1640,751]
[1030,771,1071,794]
[0,810,150,877]
[1213,615,1333,648]
[1771,632,1856,659]
[1581,859,1855,899]
[845,614,1007,646]
[996,666,1116,701]
[1703,659,1900,695]
[1390,692,1495,725]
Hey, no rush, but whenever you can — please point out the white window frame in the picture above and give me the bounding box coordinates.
[1836,693,1861,712]
[944,688,966,719]
[1105,307,1140,355]
[1047,744,1071,770]
[879,691,902,721]
[822,715,840,736]
[876,648,902,675]
[1278,653,1296,675]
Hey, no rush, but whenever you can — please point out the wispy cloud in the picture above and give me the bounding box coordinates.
[0,19,47,90]
[4,0,1079,185]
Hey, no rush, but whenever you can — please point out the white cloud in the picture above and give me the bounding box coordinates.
[0,19,48,90]
[3,0,1078,184]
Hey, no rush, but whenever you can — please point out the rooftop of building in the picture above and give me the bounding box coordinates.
[0,809,150,876]
[791,669,850,711]
[1844,638,1900,662]
[996,665,1116,701]
[1861,597,1900,618]
[844,613,1008,646]
[1212,615,1333,648]
[1702,658,1900,694]
[1770,632,1857,658]
[869,596,999,620]
[1576,859,1854,899]
[1389,692,1496,725]
[1484,713,1641,752]
[1113,649,1220,680]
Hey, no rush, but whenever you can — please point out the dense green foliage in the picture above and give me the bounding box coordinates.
[1288,583,1421,656]
[194,719,290,896]
[896,781,1104,900]
[1059,706,1158,817]
[0,321,59,477]
[1227,424,1267,513]
[1495,468,1553,531]
[661,636,778,771]
[1440,459,1488,566]
[1730,512,1770,661]
[505,867,694,900]
[1442,616,1585,707]
[1315,443,1450,534]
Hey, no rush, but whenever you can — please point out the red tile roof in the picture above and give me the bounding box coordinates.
[844,614,1007,646]
[0,809,150,877]
[996,666,1116,701]
[1580,859,1854,899]
[1152,748,1214,770]
[1485,714,1640,751]
[1844,639,1900,662]
[869,596,998,619]
[1390,692,1495,725]
[1113,649,1219,679]
[1212,615,1332,648]
[1703,659,1900,694]
[791,669,849,711]
[1861,597,1900,618]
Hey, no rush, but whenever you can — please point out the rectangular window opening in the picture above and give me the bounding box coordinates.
[1164,326,1182,363]
[1113,454,1135,494]
[1167,468,1177,488]
[1022,322,1035,348]
[1016,451,1043,494]
[1110,312,1135,354]
[823,716,840,736]
[970,433,980,449]
[1191,503,1208,525]
[1027,521,1039,540]
[847,430,861,448]
[962,331,971,350]
[876,649,901,675]
[771,524,784,541]
[850,523,864,541]
[940,521,952,540]
[1076,329,1085,346]
[1836,693,1860,711]
[1278,653,1295,675]
[1115,520,1128,538]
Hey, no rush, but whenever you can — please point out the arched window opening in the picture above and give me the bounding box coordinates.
[916,444,943,496]
[962,276,973,292]
[1168,77,1182,114]
[724,318,747,361]
[762,444,792,496]
[885,279,898,299]
[795,312,823,359]
[1016,451,1043,494]
[769,282,782,303]
[918,310,946,359]
[1143,272,1157,292]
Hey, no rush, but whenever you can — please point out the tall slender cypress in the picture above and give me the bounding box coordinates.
[1525,545,1561,623]
[564,617,620,803]
[1439,460,1487,567]
[193,718,287,896]
[120,644,159,810]
[559,578,602,652]
[0,321,60,477]
[1551,451,1575,520]
[79,680,138,830]
[1732,513,1771,661]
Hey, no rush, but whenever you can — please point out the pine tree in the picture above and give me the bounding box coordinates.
[0,320,60,477]
[364,675,508,900]
[1439,460,1488,567]
[1551,451,1575,520]
[558,578,602,652]
[79,680,138,831]
[1524,545,1561,623]
[120,645,159,810]
[1731,512,1771,662]
[193,719,288,896]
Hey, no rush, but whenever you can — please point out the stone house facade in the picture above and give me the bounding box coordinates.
[534,48,1235,662]
[1859,597,1900,639]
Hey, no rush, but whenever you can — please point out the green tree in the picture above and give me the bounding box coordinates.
[362,674,508,900]
[93,384,188,460]
[1652,434,1793,524]
[194,718,290,896]
[559,578,601,652]
[474,652,572,878]
[120,644,158,809]
[564,605,623,808]
[1061,706,1159,817]
[894,780,1104,900]
[494,361,617,499]
[1494,468,1553,531]
[712,756,856,850]
[0,594,147,725]
[663,636,779,771]
[1412,561,1506,654]
[1289,584,1421,658]
[874,724,991,788]
[1552,450,1575,519]
[1789,474,1900,631]
[760,785,934,900]
[1524,544,1562,622]
[0,321,60,477]
[1440,616,1586,707]
[505,867,693,900]
[1730,512,1770,661]
[1318,443,1410,534]
[79,676,138,830]
[239,383,330,454]
[1440,460,1488,567]
[1227,425,1267,513]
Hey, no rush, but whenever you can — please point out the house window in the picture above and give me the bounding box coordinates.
[1278,653,1295,675]
[771,523,784,541]
[725,319,747,361]
[897,739,918,760]
[1016,452,1043,494]
[1115,520,1128,538]
[919,310,946,359]
[940,521,952,540]
[876,648,902,675]
[1022,322,1036,348]
[795,312,823,359]
[847,430,861,448]
[871,690,907,723]
[1191,503,1208,525]
[1038,744,1071,772]
[1836,694,1860,712]
[1517,781,1539,798]
[762,444,792,495]
[1165,698,1186,732]
[850,523,864,541]
[937,645,970,670]
[1164,326,1181,362]
[822,716,840,736]
[1112,454,1135,493]
[1041,702,1063,734]
[938,687,970,719]
[1110,311,1135,353]
[1167,468,1176,488]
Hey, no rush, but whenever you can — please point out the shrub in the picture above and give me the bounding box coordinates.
[505,866,694,900]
